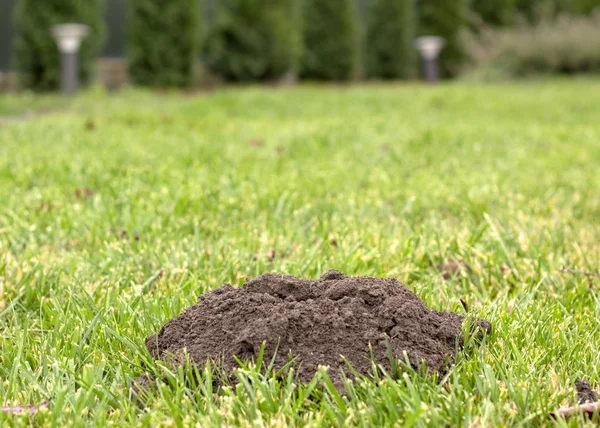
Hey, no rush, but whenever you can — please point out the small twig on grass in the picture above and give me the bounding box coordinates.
[559,267,600,288]
[549,401,600,420]
[559,267,600,277]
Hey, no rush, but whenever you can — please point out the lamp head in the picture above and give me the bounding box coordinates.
[51,24,90,54]
[415,36,446,60]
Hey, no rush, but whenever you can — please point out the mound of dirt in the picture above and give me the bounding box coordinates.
[141,270,490,388]
[576,380,599,404]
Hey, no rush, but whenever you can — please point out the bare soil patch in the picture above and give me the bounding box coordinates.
[141,270,490,388]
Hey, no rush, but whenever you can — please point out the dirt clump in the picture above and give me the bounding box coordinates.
[576,380,599,404]
[142,270,490,388]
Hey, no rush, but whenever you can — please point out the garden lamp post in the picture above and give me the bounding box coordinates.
[51,24,89,95]
[415,36,445,84]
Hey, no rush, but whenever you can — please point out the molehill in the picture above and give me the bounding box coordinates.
[140,270,490,389]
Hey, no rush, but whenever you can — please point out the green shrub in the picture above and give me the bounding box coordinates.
[514,0,549,21]
[301,0,360,80]
[568,0,600,14]
[463,11,600,78]
[128,0,200,87]
[14,0,105,91]
[202,0,301,82]
[475,0,600,27]
[472,0,518,26]
[514,0,599,21]
[365,0,417,79]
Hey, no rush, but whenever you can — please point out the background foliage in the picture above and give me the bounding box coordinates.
[464,11,600,79]
[14,0,105,91]
[202,0,301,82]
[6,0,600,87]
[366,0,417,79]
[472,0,518,26]
[128,0,200,87]
[301,0,360,81]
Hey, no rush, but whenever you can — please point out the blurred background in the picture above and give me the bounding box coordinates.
[0,0,599,92]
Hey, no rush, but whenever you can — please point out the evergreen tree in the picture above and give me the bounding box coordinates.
[302,0,360,80]
[128,0,200,87]
[512,0,600,21]
[472,0,518,26]
[202,0,301,82]
[14,0,105,91]
[366,0,417,79]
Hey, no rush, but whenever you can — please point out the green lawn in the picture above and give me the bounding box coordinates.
[0,92,67,117]
[1,79,600,426]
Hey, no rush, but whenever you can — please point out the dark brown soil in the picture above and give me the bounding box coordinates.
[142,270,490,388]
[576,380,599,404]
